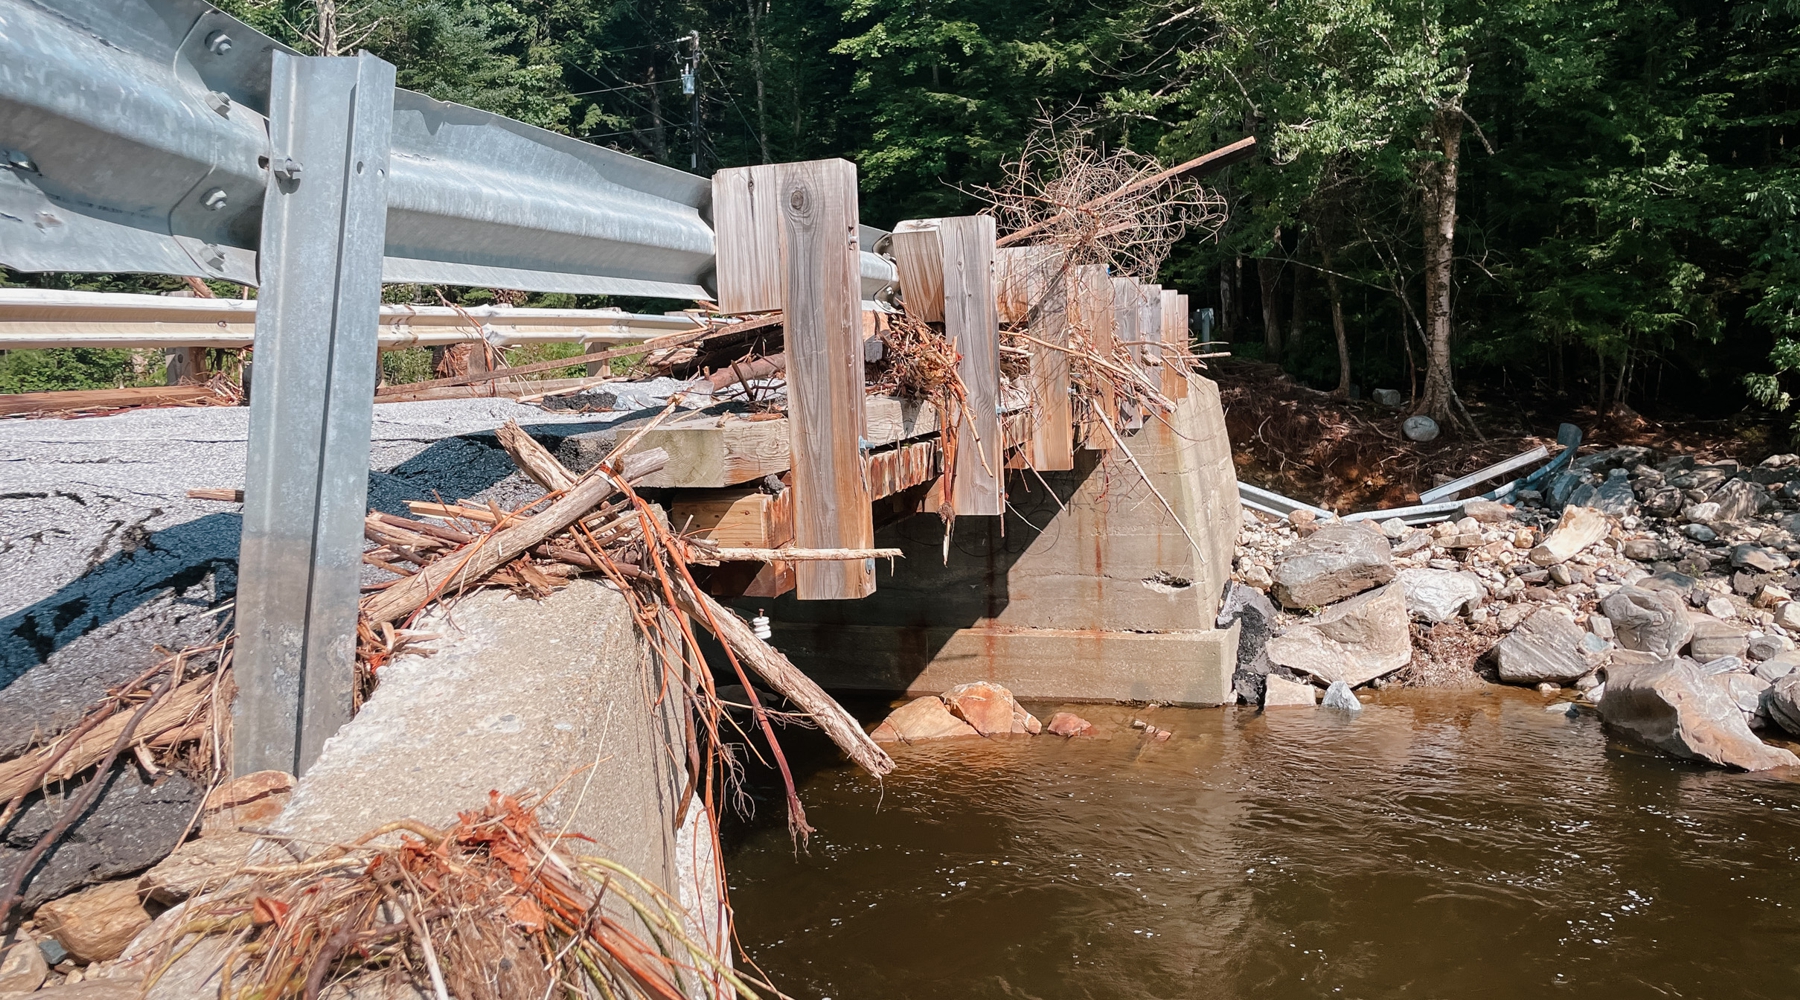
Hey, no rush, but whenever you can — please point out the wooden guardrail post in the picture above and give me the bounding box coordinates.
[1111,276,1142,430]
[1074,264,1116,450]
[1017,246,1073,470]
[1161,289,1189,399]
[939,215,1003,515]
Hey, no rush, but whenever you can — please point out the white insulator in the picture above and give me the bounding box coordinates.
[751,613,772,642]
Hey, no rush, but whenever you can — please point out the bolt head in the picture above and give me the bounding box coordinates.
[202,188,228,210]
[206,31,233,55]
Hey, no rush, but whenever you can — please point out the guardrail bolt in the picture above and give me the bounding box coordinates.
[205,91,231,115]
[206,31,233,55]
[203,188,228,211]
[4,151,35,173]
[272,157,303,183]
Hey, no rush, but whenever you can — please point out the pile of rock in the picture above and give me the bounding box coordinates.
[870,682,1094,743]
[0,771,291,996]
[1230,449,1800,771]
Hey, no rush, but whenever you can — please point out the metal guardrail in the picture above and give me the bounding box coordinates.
[0,288,701,349]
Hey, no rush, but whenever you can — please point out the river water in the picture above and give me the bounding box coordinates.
[725,689,1800,1000]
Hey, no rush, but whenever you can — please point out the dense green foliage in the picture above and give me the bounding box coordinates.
[9,0,1798,427]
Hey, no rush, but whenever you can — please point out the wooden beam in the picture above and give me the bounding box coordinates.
[0,384,221,416]
[1111,276,1143,430]
[1023,247,1075,471]
[994,246,1033,324]
[671,488,793,547]
[939,215,1004,516]
[1073,264,1115,450]
[777,158,875,599]
[711,163,784,313]
[1162,290,1189,399]
[1137,283,1163,425]
[889,220,945,322]
[866,439,940,500]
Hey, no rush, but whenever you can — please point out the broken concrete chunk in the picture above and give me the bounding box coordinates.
[1271,523,1396,609]
[1599,658,1799,771]
[1600,585,1694,659]
[34,881,149,965]
[1262,674,1318,707]
[870,697,979,743]
[1265,584,1411,687]
[1529,506,1609,566]
[941,682,1023,737]
[1045,712,1094,737]
[1395,568,1484,623]
[1495,608,1590,684]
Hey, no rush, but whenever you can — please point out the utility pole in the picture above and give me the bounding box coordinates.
[678,30,701,171]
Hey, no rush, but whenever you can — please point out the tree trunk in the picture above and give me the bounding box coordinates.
[1219,259,1238,342]
[1287,265,1306,351]
[747,0,771,162]
[645,65,667,162]
[1322,247,1352,397]
[1415,106,1464,422]
[1257,255,1283,363]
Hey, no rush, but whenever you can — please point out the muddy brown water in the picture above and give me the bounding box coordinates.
[725,688,1800,1000]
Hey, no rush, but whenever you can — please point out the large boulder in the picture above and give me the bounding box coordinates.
[1600,585,1694,658]
[870,697,978,742]
[1494,608,1589,684]
[1218,582,1277,704]
[1271,524,1395,609]
[1767,673,1800,737]
[1599,658,1800,771]
[1395,568,1484,623]
[941,681,1039,736]
[1265,584,1411,687]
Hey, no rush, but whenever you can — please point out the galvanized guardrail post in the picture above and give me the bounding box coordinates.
[233,52,396,777]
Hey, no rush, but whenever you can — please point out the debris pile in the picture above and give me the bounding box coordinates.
[1229,445,1800,771]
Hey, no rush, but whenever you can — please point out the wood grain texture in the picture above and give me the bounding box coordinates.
[939,215,1004,516]
[1162,289,1189,399]
[1073,264,1116,450]
[777,159,876,599]
[1023,246,1074,471]
[711,164,784,313]
[890,220,945,322]
[994,247,1034,324]
[671,488,793,547]
[1111,276,1143,430]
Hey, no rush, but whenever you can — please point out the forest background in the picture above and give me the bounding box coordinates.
[4,0,1798,440]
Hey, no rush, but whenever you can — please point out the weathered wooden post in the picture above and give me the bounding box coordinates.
[712,159,874,599]
[1004,245,1073,471]
[1073,264,1116,450]
[234,52,395,777]
[1111,276,1143,430]
[938,216,1003,515]
[1161,289,1190,399]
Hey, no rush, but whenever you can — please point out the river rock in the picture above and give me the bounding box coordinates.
[941,681,1034,736]
[1776,602,1800,630]
[1395,568,1484,623]
[1529,506,1609,566]
[137,832,256,906]
[1218,582,1277,705]
[1622,538,1665,562]
[1495,608,1590,684]
[1732,545,1788,573]
[1688,619,1749,660]
[1271,523,1396,608]
[1755,654,1800,682]
[198,770,292,838]
[1045,712,1094,737]
[1320,681,1362,711]
[1403,415,1440,442]
[3,763,201,912]
[34,881,149,964]
[1747,634,1791,661]
[1262,674,1318,707]
[0,940,48,994]
[1590,469,1638,516]
[1599,658,1800,771]
[1460,500,1511,523]
[870,696,978,743]
[1265,583,1411,687]
[1722,672,1772,727]
[1600,585,1694,658]
[1767,674,1800,736]
[1714,479,1772,521]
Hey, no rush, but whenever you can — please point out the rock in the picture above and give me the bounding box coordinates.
[1045,712,1094,737]
[1714,479,1772,521]
[0,940,48,994]
[1775,601,1800,630]
[1600,586,1694,658]
[1722,672,1772,725]
[1529,506,1609,566]
[1240,563,1273,590]
[1683,501,1722,523]
[1,764,201,912]
[1011,703,1043,735]
[941,682,1025,737]
[870,696,979,743]
[1379,517,1409,539]
[1262,674,1318,707]
[1218,582,1277,705]
[1747,634,1791,661]
[1495,608,1590,684]
[1704,595,1739,621]
[1755,654,1800,682]
[137,833,255,906]
[1755,584,1791,609]
[1265,584,1411,687]
[1548,470,1588,509]
[1371,388,1404,407]
[1395,568,1484,623]
[1270,523,1397,609]
[1593,469,1638,516]
[35,882,149,964]
[1732,545,1788,573]
[1699,655,1745,675]
[199,771,292,838]
[1622,538,1664,562]
[1402,415,1440,442]
[1689,619,1749,660]
[1587,615,1615,641]
[1460,500,1511,523]
[1392,530,1432,556]
[1320,681,1362,710]
[1768,674,1800,736]
[1287,509,1318,534]
[1684,523,1718,542]
[1599,658,1800,770]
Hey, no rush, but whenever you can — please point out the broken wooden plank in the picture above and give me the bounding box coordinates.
[698,546,903,563]
[940,215,1004,516]
[994,246,1034,325]
[777,158,876,599]
[0,385,220,416]
[711,163,785,313]
[866,439,940,501]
